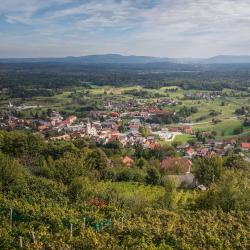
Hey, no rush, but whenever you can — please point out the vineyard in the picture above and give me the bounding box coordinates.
[0,131,249,249]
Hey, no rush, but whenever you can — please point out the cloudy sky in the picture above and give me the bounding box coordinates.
[0,0,250,58]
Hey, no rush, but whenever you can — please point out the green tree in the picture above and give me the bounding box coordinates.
[146,167,160,185]
[51,153,86,184]
[139,126,150,137]
[0,153,26,192]
[85,148,109,178]
[160,179,178,210]
[199,171,250,211]
[224,153,249,171]
[195,156,224,187]
[2,131,27,156]
[68,177,95,201]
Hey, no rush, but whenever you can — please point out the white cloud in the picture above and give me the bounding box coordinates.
[1,0,250,57]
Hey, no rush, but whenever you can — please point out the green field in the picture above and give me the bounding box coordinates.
[175,134,194,143]
[192,119,250,139]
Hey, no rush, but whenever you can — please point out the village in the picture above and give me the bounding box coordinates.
[1,99,250,184]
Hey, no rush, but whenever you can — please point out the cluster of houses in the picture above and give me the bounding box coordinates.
[44,112,163,149]
[177,139,250,160]
[0,114,34,130]
[2,105,250,156]
[43,108,195,150]
[183,92,221,101]
[104,99,141,111]
[157,98,177,106]
[8,101,41,111]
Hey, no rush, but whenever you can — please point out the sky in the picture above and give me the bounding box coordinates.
[0,0,250,58]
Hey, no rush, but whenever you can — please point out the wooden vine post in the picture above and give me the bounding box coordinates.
[10,208,13,228]
[31,231,36,243]
[19,236,23,248]
[70,223,73,239]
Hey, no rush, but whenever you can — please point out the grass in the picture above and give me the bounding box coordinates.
[174,134,194,143]
[97,181,198,208]
[243,151,250,157]
[192,119,250,139]
[97,181,165,204]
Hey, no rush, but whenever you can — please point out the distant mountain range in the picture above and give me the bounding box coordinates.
[203,55,250,64]
[1,54,250,64]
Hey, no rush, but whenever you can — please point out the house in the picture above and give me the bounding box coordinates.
[186,148,196,158]
[122,156,134,167]
[177,143,190,150]
[183,127,193,134]
[50,111,63,126]
[167,173,197,188]
[118,135,128,146]
[241,142,250,151]
[207,151,216,157]
[198,148,207,157]
[161,157,192,174]
[86,121,97,136]
[110,112,120,117]
[148,108,172,116]
[129,124,140,134]
[108,134,119,144]
[70,132,85,139]
[63,115,77,125]
[38,125,48,132]
[197,184,207,191]
[66,122,85,132]
[7,122,17,129]
[144,141,159,150]
[50,134,71,141]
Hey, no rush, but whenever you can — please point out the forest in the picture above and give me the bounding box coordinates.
[1,62,250,99]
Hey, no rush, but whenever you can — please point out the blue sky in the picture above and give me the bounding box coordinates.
[0,0,250,58]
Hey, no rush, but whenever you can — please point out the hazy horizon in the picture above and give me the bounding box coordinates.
[1,53,250,60]
[1,0,250,58]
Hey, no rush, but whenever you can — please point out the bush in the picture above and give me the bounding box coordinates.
[0,153,26,193]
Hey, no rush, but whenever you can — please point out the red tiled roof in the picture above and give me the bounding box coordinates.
[148,142,160,150]
[122,156,134,166]
[38,125,48,131]
[108,135,118,143]
[241,143,250,149]
[64,115,77,125]
[161,157,192,174]
[148,109,172,115]
[110,112,120,117]
[186,148,195,155]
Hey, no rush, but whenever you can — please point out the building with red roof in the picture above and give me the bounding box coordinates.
[241,142,250,151]
[122,156,134,167]
[161,157,192,174]
[186,148,196,158]
[63,115,77,125]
